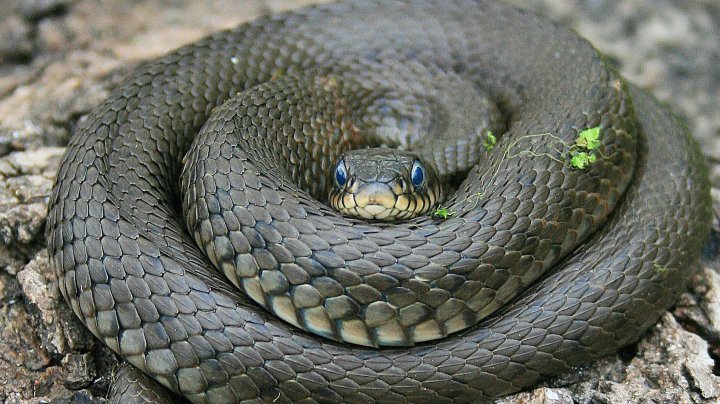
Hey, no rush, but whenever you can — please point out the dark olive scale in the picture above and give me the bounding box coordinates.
[46,0,711,403]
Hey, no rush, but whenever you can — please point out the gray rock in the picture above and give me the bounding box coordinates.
[0,15,33,63]
[0,0,74,65]
[497,388,574,404]
[18,0,73,21]
[17,252,68,357]
[569,312,719,403]
[0,147,64,273]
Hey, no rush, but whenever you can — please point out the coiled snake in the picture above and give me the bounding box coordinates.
[46,0,712,402]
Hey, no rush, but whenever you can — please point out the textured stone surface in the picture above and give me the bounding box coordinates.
[0,0,718,402]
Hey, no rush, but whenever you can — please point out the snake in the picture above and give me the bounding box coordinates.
[45,0,712,402]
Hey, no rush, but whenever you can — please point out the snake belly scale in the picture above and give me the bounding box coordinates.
[46,0,711,402]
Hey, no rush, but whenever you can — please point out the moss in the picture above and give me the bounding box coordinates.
[431,205,455,219]
[570,126,602,170]
[569,151,597,169]
[483,130,497,152]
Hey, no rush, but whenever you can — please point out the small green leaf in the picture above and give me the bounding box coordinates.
[654,264,668,273]
[570,151,596,169]
[576,126,601,150]
[431,206,455,219]
[483,131,497,152]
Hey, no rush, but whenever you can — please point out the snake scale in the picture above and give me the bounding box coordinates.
[46,0,712,402]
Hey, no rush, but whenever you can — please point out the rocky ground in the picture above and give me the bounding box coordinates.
[0,0,718,402]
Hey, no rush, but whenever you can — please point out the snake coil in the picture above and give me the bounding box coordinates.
[47,0,711,402]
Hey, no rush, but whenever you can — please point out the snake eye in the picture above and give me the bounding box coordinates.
[411,161,424,187]
[335,160,348,187]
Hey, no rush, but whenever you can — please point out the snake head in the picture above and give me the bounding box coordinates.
[328,148,441,221]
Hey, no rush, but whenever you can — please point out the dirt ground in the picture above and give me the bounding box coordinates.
[1,0,719,402]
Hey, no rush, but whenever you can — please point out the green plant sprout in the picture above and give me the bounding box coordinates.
[569,126,602,169]
[575,126,601,150]
[569,151,597,169]
[466,126,604,209]
[654,264,668,273]
[483,131,497,152]
[431,205,455,219]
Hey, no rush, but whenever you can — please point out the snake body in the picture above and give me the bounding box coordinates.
[46,0,711,402]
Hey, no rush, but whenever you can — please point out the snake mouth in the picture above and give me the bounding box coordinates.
[355,203,398,221]
[354,183,396,208]
[330,176,439,221]
[336,182,403,220]
[361,204,389,216]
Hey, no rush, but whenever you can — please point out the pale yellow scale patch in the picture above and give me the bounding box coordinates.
[221,262,240,288]
[445,312,471,335]
[269,295,302,329]
[242,278,267,309]
[301,306,335,337]
[205,239,220,268]
[411,319,444,342]
[374,319,407,345]
[337,319,373,346]
[395,195,410,211]
[342,194,355,209]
